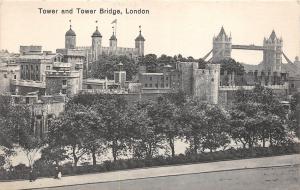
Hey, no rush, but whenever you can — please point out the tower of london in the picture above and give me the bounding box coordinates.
[62,22,146,61]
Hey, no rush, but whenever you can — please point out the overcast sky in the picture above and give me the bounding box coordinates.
[0,0,299,64]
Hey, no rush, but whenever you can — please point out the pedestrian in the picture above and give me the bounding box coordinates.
[29,168,35,182]
[54,166,59,179]
[57,171,62,179]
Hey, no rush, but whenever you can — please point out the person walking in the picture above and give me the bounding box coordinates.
[57,170,62,179]
[29,168,36,182]
[54,166,59,179]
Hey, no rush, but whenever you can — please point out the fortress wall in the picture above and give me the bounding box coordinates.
[177,62,196,95]
[193,64,220,104]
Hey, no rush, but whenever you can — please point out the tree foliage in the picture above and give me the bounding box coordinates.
[230,85,295,148]
[89,55,138,80]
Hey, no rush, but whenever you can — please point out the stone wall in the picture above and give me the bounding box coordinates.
[193,64,220,104]
[46,75,80,97]
[177,62,196,95]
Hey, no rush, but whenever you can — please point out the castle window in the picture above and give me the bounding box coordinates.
[62,89,67,94]
[166,84,168,87]
[166,77,169,80]
[291,83,295,88]
[62,80,67,85]
[161,76,164,80]
[149,77,152,81]
[4,74,7,78]
[211,78,214,82]
[46,66,51,70]
[14,75,16,79]
[155,84,158,88]
[145,84,148,87]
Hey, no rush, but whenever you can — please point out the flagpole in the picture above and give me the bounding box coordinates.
[115,21,117,37]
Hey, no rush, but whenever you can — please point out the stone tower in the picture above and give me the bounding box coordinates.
[114,62,126,89]
[91,25,102,61]
[263,30,283,72]
[65,23,76,49]
[109,27,117,54]
[212,26,232,62]
[193,63,220,104]
[135,26,145,57]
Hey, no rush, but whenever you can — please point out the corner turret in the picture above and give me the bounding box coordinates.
[135,25,145,57]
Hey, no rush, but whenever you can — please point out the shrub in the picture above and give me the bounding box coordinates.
[0,143,299,181]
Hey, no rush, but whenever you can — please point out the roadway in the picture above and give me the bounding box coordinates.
[41,165,300,190]
[1,154,299,190]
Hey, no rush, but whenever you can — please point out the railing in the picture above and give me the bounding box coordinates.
[80,89,129,94]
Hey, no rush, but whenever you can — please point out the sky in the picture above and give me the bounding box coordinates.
[0,0,299,65]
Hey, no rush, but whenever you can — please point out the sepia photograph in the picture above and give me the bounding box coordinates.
[0,0,299,189]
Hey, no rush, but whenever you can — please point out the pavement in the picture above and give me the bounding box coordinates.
[0,154,299,190]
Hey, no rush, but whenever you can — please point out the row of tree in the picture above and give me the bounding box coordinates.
[44,86,298,167]
[0,86,298,168]
[88,54,202,80]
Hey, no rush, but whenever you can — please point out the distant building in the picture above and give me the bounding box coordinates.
[212,26,232,62]
[0,61,19,95]
[45,62,82,96]
[11,93,65,138]
[60,22,145,63]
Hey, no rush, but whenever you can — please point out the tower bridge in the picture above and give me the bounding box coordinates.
[203,27,293,72]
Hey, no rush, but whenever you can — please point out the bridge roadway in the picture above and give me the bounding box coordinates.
[231,44,266,51]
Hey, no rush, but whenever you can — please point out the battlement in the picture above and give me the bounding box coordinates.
[11,79,46,88]
[56,48,86,57]
[20,45,42,54]
[219,83,288,91]
[193,68,219,75]
[45,70,80,78]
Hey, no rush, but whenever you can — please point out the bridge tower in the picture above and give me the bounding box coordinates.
[263,30,283,72]
[212,26,232,62]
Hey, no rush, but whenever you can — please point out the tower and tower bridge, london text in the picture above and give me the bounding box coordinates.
[38,8,150,15]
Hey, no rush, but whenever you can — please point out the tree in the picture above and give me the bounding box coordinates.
[48,104,101,167]
[154,96,179,157]
[157,54,176,68]
[38,145,69,166]
[139,54,157,73]
[89,55,138,80]
[93,95,129,161]
[201,104,230,152]
[218,58,245,75]
[230,85,295,148]
[0,95,15,164]
[179,98,207,154]
[128,100,164,159]
[0,95,42,168]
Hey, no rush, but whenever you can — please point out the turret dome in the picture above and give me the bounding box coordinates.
[65,27,76,36]
[92,26,102,38]
[110,32,117,40]
[135,26,145,41]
